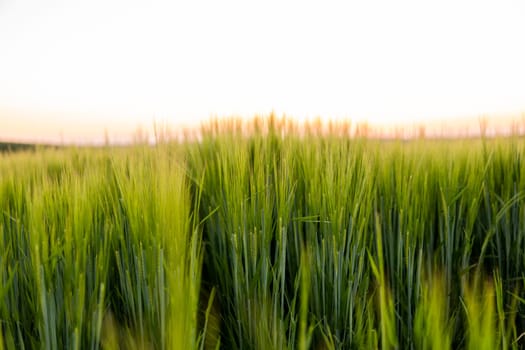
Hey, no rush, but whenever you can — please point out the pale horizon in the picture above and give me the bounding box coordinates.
[1,0,525,143]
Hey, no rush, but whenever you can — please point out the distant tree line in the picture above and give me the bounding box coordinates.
[0,142,52,153]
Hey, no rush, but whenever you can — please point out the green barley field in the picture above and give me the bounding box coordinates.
[1,116,525,349]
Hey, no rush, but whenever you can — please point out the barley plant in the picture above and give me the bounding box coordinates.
[1,115,525,349]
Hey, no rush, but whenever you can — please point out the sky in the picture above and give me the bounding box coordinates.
[1,0,525,143]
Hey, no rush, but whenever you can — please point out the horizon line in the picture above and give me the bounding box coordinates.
[2,112,525,146]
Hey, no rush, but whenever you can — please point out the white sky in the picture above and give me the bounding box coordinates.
[1,0,525,142]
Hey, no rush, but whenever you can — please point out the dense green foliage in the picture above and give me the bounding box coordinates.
[1,118,525,349]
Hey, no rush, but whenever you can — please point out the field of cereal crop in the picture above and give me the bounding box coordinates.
[1,116,525,349]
